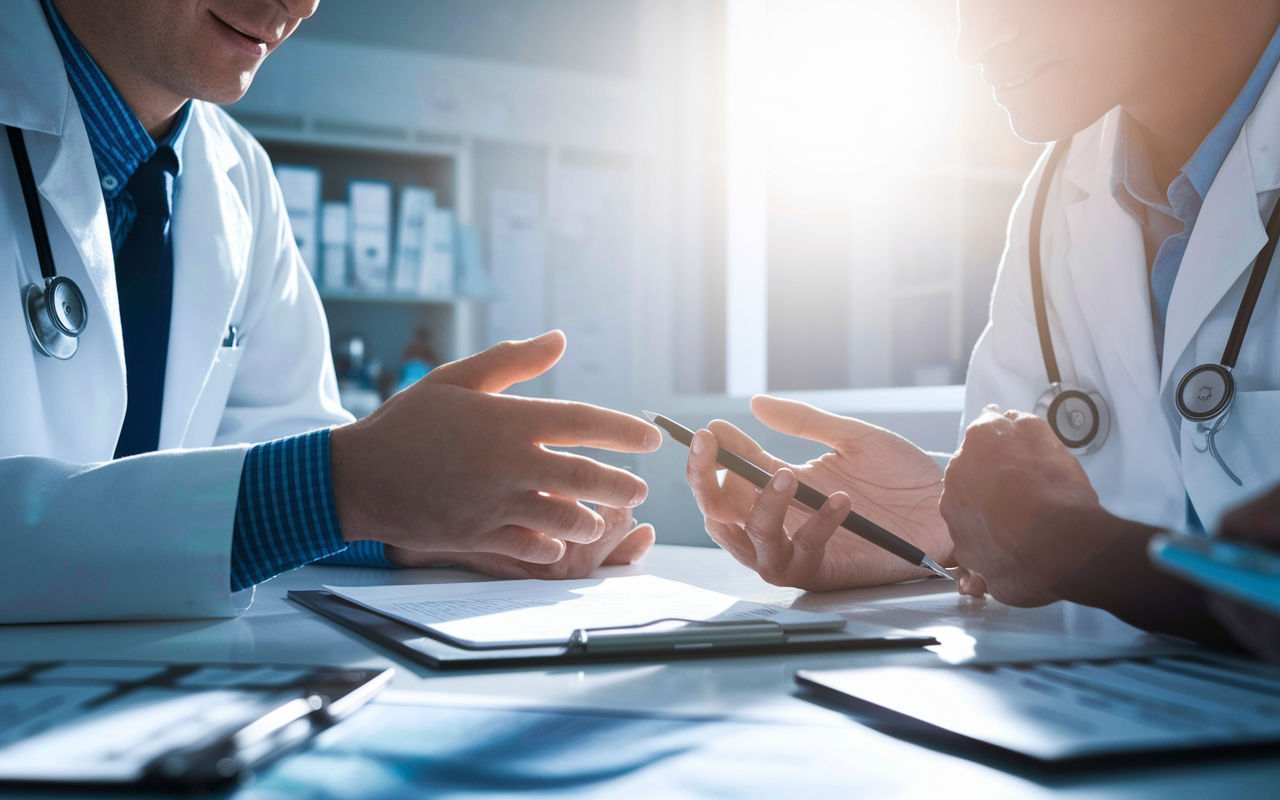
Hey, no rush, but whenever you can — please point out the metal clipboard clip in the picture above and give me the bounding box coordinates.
[568,617,787,654]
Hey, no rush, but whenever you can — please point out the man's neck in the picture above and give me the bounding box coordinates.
[51,0,187,139]
[1126,6,1280,196]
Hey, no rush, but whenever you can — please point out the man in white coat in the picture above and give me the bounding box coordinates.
[686,0,1280,656]
[1,0,660,623]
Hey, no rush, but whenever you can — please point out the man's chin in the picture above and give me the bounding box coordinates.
[1002,103,1107,146]
[179,66,259,106]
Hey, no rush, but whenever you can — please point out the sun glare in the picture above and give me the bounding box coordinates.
[763,1,955,199]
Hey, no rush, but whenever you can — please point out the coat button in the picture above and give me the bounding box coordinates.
[101,175,119,191]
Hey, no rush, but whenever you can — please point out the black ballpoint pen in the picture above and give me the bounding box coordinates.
[644,411,954,581]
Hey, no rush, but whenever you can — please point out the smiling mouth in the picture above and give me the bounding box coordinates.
[214,13,271,45]
[992,66,1046,91]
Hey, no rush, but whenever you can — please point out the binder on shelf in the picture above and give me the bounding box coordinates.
[275,165,321,278]
[320,202,349,291]
[392,186,436,294]
[456,222,491,297]
[416,207,455,297]
[348,180,393,292]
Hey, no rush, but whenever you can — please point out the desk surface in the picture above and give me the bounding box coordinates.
[5,545,1279,798]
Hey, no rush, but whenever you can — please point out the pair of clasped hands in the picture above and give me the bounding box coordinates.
[327,330,1279,603]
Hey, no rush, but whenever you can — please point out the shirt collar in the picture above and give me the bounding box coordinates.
[38,0,190,197]
[1111,23,1280,221]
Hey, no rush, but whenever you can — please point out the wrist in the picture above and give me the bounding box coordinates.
[328,422,374,544]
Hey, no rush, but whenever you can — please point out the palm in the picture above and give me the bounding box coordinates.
[703,396,950,591]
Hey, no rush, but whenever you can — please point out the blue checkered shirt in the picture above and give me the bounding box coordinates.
[40,0,393,590]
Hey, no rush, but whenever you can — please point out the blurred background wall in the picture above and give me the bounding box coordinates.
[229,0,1041,546]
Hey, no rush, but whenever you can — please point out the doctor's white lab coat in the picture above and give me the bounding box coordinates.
[966,69,1280,535]
[0,1,352,623]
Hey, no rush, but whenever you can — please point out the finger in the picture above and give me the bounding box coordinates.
[742,468,801,579]
[602,523,656,566]
[786,491,850,583]
[482,526,568,563]
[535,451,650,508]
[503,493,606,544]
[953,566,988,597]
[706,418,788,476]
[705,519,758,569]
[518,399,661,452]
[687,429,748,525]
[424,330,566,393]
[750,395,882,449]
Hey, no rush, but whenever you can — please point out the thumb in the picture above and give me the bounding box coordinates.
[750,394,877,447]
[424,330,566,393]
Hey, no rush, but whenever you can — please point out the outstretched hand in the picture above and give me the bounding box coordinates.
[686,395,951,591]
[330,331,661,578]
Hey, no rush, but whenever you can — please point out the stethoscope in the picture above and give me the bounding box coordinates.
[1030,135,1280,485]
[7,125,89,360]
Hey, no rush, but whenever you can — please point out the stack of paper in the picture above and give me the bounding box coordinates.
[348,180,393,292]
[325,575,847,649]
[275,165,321,279]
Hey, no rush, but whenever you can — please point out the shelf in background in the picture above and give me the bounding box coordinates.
[318,289,486,305]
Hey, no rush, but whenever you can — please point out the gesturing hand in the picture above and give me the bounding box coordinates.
[385,504,655,578]
[941,406,1103,606]
[329,331,660,572]
[686,395,951,591]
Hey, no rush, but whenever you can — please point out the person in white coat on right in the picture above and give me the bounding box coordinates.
[685,0,1280,658]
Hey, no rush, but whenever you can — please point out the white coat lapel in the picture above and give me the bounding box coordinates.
[1063,114,1161,401]
[0,0,125,373]
[31,108,125,370]
[159,105,251,449]
[1161,65,1280,392]
[1160,134,1268,393]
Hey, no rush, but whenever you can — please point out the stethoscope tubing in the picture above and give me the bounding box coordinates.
[1030,135,1279,446]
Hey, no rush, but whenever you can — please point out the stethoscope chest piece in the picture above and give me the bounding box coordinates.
[24,276,87,360]
[1175,363,1235,423]
[1034,384,1110,455]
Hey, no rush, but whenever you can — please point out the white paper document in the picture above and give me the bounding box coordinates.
[325,575,847,649]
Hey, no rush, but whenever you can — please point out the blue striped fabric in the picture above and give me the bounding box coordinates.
[39,0,165,253]
[317,540,396,568]
[231,430,348,591]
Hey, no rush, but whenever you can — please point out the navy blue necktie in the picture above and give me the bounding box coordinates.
[112,149,178,459]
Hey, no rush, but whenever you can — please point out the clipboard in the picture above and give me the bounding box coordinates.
[0,660,392,789]
[288,590,938,669]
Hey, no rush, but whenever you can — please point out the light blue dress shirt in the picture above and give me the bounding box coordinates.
[1110,23,1280,353]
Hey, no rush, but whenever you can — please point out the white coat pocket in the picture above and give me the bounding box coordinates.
[181,345,246,448]
[1182,388,1280,531]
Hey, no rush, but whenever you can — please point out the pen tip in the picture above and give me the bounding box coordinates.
[641,410,657,422]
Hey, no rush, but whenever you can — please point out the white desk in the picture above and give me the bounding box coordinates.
[5,545,1279,797]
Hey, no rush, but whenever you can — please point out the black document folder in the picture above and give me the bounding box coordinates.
[289,589,937,669]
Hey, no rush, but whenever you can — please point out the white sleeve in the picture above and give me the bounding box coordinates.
[0,446,248,623]
[962,148,1059,442]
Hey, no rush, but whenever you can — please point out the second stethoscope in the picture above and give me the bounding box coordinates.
[6,125,89,360]
[1029,135,1280,485]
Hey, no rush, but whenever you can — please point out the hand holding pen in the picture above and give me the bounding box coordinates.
[671,396,955,592]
